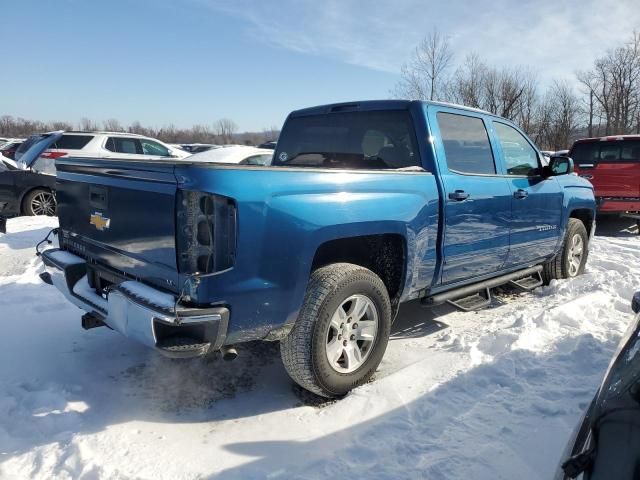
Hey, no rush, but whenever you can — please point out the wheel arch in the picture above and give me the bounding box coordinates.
[310,233,407,315]
[569,208,595,238]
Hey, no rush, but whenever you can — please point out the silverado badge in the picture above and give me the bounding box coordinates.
[90,212,111,231]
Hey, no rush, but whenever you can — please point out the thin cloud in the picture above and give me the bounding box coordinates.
[199,0,640,81]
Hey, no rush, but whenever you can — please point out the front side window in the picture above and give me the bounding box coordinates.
[273,110,421,170]
[493,122,539,176]
[105,137,142,155]
[141,140,170,156]
[437,112,496,175]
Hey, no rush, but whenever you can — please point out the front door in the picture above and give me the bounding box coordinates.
[432,110,512,285]
[491,121,563,265]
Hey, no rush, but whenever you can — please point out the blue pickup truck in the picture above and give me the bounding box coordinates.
[40,100,596,397]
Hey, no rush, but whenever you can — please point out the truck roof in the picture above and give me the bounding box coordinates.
[289,99,495,118]
[573,134,640,144]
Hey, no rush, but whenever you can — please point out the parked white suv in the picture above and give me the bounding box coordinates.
[26,131,190,174]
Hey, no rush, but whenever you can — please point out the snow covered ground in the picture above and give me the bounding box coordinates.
[0,216,638,479]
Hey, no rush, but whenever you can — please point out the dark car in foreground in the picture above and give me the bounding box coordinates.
[571,136,640,230]
[40,100,595,397]
[558,291,640,479]
[0,132,63,232]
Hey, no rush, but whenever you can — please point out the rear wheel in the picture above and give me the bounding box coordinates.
[23,189,56,216]
[542,218,588,284]
[280,263,391,398]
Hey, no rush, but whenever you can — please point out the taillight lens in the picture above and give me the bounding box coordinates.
[176,190,237,274]
[40,151,68,159]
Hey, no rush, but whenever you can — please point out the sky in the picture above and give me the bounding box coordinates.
[2,0,640,132]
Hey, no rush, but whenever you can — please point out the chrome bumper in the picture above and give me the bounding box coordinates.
[41,248,229,357]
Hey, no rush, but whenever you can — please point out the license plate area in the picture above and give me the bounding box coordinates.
[87,264,126,297]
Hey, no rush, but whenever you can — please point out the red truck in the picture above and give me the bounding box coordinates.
[571,135,640,231]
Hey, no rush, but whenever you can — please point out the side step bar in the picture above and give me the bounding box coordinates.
[447,288,491,312]
[422,265,543,310]
[509,272,543,291]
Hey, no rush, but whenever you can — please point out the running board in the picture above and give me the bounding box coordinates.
[422,265,543,311]
[509,272,543,291]
[447,288,491,312]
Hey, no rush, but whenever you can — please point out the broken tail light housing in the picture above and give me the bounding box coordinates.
[176,191,237,275]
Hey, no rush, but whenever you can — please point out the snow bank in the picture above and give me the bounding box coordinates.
[0,217,638,479]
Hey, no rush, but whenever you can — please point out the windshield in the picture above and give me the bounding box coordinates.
[273,110,421,170]
[571,140,640,166]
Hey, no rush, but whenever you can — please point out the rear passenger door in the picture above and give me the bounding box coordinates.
[491,121,563,266]
[431,109,512,285]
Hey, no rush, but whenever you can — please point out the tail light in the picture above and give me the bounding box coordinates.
[40,151,68,159]
[176,190,237,274]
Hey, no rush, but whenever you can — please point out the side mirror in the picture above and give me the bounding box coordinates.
[544,155,574,178]
[633,291,640,314]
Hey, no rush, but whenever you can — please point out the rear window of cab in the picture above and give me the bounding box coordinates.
[273,110,421,170]
[571,140,640,165]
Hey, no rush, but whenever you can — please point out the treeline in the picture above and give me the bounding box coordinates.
[0,115,280,146]
[394,31,640,150]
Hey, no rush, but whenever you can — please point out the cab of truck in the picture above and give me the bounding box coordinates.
[571,135,640,220]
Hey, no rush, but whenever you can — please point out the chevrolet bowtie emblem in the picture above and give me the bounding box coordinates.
[90,212,111,231]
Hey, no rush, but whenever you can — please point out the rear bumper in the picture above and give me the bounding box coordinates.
[41,248,229,358]
[597,197,640,213]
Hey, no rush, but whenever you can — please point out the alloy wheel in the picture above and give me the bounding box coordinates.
[325,294,379,374]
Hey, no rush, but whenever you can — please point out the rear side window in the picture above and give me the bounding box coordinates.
[571,141,640,165]
[105,137,142,155]
[273,110,421,170]
[437,112,496,175]
[53,135,93,150]
[493,122,539,176]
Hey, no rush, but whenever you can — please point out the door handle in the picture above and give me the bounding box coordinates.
[448,190,470,201]
[513,189,528,199]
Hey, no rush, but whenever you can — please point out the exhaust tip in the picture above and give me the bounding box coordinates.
[221,346,238,361]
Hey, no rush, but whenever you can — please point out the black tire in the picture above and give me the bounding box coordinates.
[22,188,56,216]
[280,263,392,398]
[542,218,589,284]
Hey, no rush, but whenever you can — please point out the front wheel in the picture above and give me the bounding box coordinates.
[542,218,589,284]
[280,263,391,398]
[22,189,56,216]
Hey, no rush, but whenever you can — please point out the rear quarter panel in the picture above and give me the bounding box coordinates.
[175,166,440,343]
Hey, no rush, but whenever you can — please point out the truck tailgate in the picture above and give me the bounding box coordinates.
[55,158,180,293]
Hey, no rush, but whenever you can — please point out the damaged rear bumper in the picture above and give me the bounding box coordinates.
[40,248,229,358]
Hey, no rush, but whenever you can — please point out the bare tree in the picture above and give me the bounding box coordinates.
[214,118,238,144]
[103,118,124,132]
[78,117,99,131]
[393,29,453,101]
[577,32,640,135]
[448,53,487,108]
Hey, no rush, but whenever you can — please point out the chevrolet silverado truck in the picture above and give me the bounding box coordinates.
[39,101,596,397]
